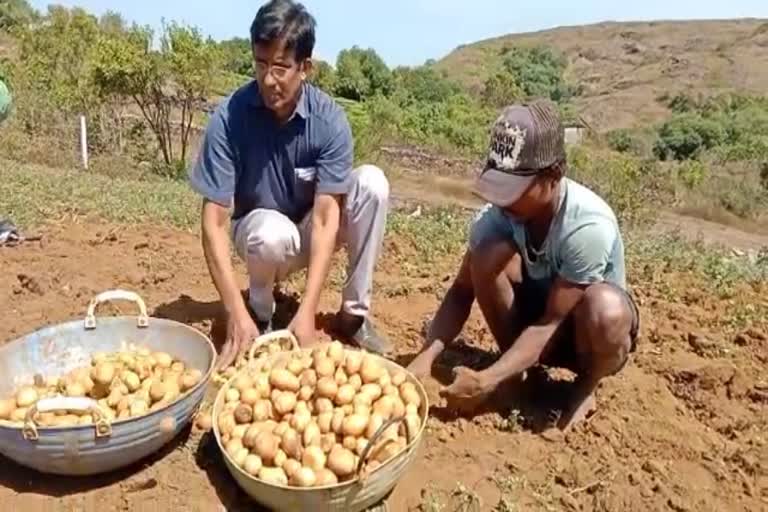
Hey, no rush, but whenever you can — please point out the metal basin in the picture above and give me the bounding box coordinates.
[0,289,216,476]
[213,346,429,512]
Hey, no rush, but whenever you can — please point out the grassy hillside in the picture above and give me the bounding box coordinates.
[437,19,768,131]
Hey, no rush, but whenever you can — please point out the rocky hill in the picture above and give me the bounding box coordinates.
[436,19,768,131]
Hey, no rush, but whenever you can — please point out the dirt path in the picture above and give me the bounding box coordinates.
[656,211,768,253]
[1,221,766,511]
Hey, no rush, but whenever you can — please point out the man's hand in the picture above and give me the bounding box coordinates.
[218,312,260,371]
[440,366,495,413]
[288,311,317,348]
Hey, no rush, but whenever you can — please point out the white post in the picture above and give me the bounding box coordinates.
[80,115,89,170]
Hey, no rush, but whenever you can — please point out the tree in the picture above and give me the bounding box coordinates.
[481,71,524,108]
[392,65,461,104]
[334,46,392,101]
[92,22,221,171]
[219,37,252,77]
[309,60,336,94]
[0,0,37,31]
[501,45,575,102]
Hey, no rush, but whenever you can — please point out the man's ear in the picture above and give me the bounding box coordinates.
[301,58,314,81]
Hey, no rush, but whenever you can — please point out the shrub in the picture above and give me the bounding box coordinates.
[653,114,728,160]
[607,129,636,153]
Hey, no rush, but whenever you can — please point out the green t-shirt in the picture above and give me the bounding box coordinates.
[0,79,12,123]
[469,178,627,292]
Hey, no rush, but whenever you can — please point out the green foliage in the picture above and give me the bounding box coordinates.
[499,45,577,102]
[309,59,336,94]
[676,159,709,189]
[653,113,728,160]
[334,46,392,101]
[607,129,636,153]
[0,0,37,31]
[567,146,662,227]
[391,65,462,104]
[481,71,524,108]
[218,37,252,77]
[92,21,221,166]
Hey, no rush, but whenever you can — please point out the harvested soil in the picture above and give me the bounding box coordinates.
[1,221,766,511]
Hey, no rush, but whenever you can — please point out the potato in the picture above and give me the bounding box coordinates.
[403,414,421,439]
[243,454,262,476]
[234,404,253,424]
[331,409,346,435]
[295,400,310,415]
[334,367,348,386]
[218,412,236,436]
[170,361,185,374]
[343,415,368,437]
[195,412,213,431]
[314,357,335,378]
[299,369,317,388]
[400,386,421,408]
[255,373,271,397]
[258,467,288,486]
[315,397,334,414]
[392,397,406,418]
[317,412,333,434]
[383,384,398,397]
[274,449,287,468]
[0,399,16,420]
[121,371,141,393]
[353,403,371,418]
[241,388,260,406]
[366,413,385,439]
[180,369,202,391]
[233,375,253,393]
[274,392,298,416]
[290,410,312,434]
[373,396,395,419]
[117,396,132,413]
[334,384,355,406]
[16,386,38,408]
[303,422,321,447]
[287,358,305,377]
[282,458,302,479]
[320,433,336,454]
[253,400,273,421]
[149,381,167,403]
[316,468,339,486]
[274,421,290,437]
[342,435,357,451]
[65,382,86,398]
[91,352,108,365]
[291,467,317,487]
[360,356,382,384]
[298,385,313,402]
[328,341,345,365]
[243,424,263,449]
[360,384,383,402]
[302,445,327,472]
[225,388,240,403]
[344,352,363,375]
[378,371,392,389]
[281,428,302,460]
[225,437,244,458]
[153,352,173,369]
[353,393,373,408]
[130,399,149,417]
[348,374,362,391]
[10,407,28,422]
[254,432,280,465]
[327,446,356,478]
[90,361,115,387]
[270,369,300,393]
[355,437,369,457]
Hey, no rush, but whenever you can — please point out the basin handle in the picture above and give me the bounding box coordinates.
[84,289,149,330]
[247,329,300,362]
[23,396,113,441]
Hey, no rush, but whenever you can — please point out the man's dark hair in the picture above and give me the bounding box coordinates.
[250,0,316,61]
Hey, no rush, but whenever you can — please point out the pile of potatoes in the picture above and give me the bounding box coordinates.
[212,336,295,385]
[0,345,202,428]
[216,341,424,488]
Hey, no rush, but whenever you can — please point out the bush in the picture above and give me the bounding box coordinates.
[653,114,728,160]
[607,129,636,153]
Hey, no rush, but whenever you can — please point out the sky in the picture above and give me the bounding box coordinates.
[30,0,768,67]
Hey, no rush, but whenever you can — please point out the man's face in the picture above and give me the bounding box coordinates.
[502,176,557,221]
[253,39,310,117]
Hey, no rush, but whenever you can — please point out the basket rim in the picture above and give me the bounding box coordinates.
[212,342,430,493]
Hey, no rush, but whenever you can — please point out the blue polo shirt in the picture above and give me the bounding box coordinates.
[189,80,354,223]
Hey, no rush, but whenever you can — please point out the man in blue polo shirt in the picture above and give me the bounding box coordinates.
[189,0,391,370]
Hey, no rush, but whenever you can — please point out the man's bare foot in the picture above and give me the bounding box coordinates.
[406,341,445,379]
[557,393,597,431]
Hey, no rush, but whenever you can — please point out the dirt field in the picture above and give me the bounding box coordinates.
[1,220,767,511]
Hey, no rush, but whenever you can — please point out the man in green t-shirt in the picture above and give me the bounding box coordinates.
[408,100,640,431]
[0,78,12,124]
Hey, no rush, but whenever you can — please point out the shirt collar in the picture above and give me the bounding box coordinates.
[249,81,309,121]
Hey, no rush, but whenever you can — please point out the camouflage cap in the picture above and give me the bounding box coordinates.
[473,100,566,207]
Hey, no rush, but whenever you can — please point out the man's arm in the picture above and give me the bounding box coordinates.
[189,102,258,368]
[290,193,342,344]
[289,106,353,345]
[478,277,587,388]
[201,200,251,322]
